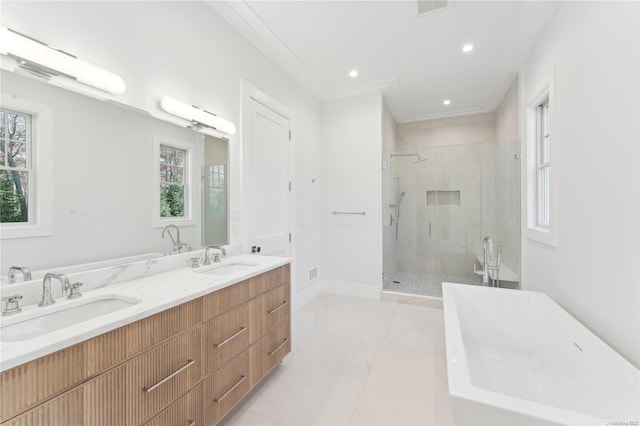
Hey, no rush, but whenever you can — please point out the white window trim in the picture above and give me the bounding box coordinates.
[0,96,53,240]
[152,134,196,228]
[525,78,558,247]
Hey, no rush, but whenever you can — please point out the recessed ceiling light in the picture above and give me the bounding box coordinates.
[462,44,474,53]
[443,99,451,106]
[349,69,358,78]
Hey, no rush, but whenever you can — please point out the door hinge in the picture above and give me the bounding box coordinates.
[289,233,292,243]
[289,130,292,140]
[289,182,292,191]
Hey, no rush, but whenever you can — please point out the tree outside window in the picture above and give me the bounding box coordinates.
[160,144,186,218]
[0,109,31,223]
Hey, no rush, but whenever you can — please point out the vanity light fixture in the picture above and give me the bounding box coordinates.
[0,26,126,95]
[462,43,474,53]
[160,96,237,136]
[349,69,359,78]
[443,99,451,105]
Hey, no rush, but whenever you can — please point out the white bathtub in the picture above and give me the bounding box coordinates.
[442,283,640,426]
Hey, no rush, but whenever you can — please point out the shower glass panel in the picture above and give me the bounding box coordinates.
[382,140,520,298]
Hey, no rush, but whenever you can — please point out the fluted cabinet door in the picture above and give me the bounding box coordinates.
[144,384,202,426]
[203,303,251,375]
[203,350,251,426]
[126,329,202,425]
[2,367,125,426]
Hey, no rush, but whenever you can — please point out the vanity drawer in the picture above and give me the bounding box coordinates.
[203,350,251,426]
[126,328,201,425]
[203,302,251,375]
[249,282,290,342]
[144,384,202,426]
[2,366,126,426]
[250,320,290,387]
[248,264,290,298]
[0,343,86,423]
[203,280,251,321]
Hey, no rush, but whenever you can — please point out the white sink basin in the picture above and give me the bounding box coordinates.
[198,261,259,276]
[1,294,141,342]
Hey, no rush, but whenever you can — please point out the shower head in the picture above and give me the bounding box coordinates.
[400,191,406,197]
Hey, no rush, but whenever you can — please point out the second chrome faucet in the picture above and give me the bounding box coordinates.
[39,273,70,306]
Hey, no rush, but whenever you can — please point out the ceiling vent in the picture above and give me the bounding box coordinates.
[417,0,451,15]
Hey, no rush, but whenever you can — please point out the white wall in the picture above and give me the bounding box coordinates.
[520,1,640,366]
[321,93,383,289]
[495,78,519,142]
[0,1,322,296]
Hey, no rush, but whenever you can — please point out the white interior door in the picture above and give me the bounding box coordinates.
[246,97,291,257]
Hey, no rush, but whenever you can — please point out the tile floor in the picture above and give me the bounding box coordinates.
[220,293,454,426]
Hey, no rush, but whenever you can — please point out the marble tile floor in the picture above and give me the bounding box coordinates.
[219,293,454,426]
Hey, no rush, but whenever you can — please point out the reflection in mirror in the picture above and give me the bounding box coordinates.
[0,70,231,276]
[202,135,229,246]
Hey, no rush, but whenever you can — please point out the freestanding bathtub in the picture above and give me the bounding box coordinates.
[442,283,640,425]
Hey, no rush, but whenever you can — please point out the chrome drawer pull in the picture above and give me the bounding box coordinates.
[143,359,195,393]
[214,327,247,348]
[267,300,288,314]
[268,338,289,356]
[214,375,247,403]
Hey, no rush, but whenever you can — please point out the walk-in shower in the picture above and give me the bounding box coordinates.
[382,141,521,298]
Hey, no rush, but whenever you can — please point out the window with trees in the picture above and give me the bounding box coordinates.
[0,109,31,223]
[159,144,187,218]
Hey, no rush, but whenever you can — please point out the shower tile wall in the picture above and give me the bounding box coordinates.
[384,112,520,297]
[396,114,497,278]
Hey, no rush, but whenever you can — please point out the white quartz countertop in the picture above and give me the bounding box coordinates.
[0,254,290,372]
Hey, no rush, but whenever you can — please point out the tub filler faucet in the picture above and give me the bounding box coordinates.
[474,236,502,287]
[162,224,192,254]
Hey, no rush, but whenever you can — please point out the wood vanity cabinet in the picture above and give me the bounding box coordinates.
[0,263,291,426]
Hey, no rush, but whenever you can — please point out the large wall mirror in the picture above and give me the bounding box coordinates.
[0,70,230,274]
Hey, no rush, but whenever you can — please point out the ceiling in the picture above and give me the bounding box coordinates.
[207,1,561,123]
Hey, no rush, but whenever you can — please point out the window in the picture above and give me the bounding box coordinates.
[0,97,52,240]
[536,96,550,227]
[160,144,187,218]
[152,135,195,228]
[526,83,557,247]
[0,108,32,223]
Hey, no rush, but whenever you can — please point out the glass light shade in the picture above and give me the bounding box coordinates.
[0,26,126,95]
[160,96,236,136]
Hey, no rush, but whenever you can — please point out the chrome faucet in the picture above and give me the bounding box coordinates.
[473,237,502,287]
[39,273,70,307]
[204,245,226,265]
[162,224,191,254]
[8,265,31,283]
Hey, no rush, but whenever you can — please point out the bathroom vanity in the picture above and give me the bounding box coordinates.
[0,259,291,426]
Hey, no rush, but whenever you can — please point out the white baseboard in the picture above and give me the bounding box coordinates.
[321,280,381,300]
[291,280,324,313]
